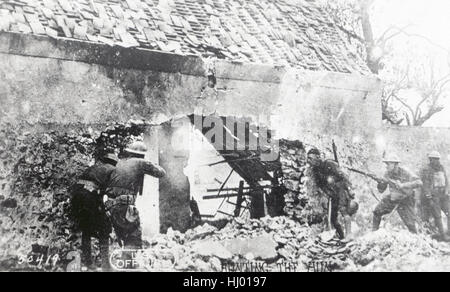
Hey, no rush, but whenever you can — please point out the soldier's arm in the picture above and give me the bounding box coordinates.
[420,168,432,196]
[101,167,116,193]
[399,168,423,190]
[444,167,449,194]
[141,161,166,178]
[376,172,391,193]
[95,165,115,189]
[377,180,388,193]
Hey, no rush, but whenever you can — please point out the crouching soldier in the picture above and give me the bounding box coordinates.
[70,153,118,270]
[419,151,450,241]
[307,148,358,239]
[373,154,422,233]
[105,142,166,250]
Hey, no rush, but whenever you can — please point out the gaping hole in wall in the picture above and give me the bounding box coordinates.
[182,115,284,226]
[179,115,326,227]
[0,116,330,270]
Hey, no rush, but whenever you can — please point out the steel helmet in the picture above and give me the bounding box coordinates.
[103,153,119,165]
[307,148,321,156]
[383,153,401,163]
[124,141,148,156]
[428,151,441,159]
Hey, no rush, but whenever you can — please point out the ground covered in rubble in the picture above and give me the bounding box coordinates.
[1,121,450,272]
[136,217,450,272]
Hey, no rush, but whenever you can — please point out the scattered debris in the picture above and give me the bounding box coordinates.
[1,198,17,208]
[346,228,450,272]
[135,216,450,272]
[2,122,450,272]
[191,241,232,260]
[223,234,278,261]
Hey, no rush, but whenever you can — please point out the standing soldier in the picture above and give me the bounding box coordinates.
[105,141,166,250]
[419,151,450,241]
[70,152,118,271]
[307,148,358,239]
[373,154,422,233]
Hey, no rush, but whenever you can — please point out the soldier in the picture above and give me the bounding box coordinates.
[307,148,357,239]
[419,151,450,241]
[373,154,422,233]
[70,152,118,270]
[105,141,166,250]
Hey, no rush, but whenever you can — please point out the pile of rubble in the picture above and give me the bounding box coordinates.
[3,119,450,272]
[345,228,450,272]
[137,216,354,272]
[135,216,450,272]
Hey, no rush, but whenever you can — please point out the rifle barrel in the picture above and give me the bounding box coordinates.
[347,167,383,183]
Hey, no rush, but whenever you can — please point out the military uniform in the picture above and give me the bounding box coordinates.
[70,161,115,269]
[373,166,422,233]
[106,158,166,249]
[419,163,450,235]
[312,159,354,239]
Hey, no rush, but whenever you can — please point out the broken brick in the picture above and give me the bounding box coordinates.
[1,198,17,208]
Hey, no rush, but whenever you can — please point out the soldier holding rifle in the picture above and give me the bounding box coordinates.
[349,154,422,233]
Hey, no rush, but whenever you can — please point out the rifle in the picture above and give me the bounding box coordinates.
[337,163,381,201]
[332,140,339,165]
[346,167,402,190]
[328,141,340,231]
[348,168,427,233]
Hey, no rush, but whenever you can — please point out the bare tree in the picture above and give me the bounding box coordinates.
[382,56,450,126]
[322,0,450,126]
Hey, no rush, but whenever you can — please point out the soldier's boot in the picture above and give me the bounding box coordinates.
[331,219,345,240]
[446,216,450,236]
[343,215,352,238]
[436,218,445,235]
[372,214,382,232]
[335,224,345,240]
[81,232,93,268]
[431,218,446,241]
[432,216,450,241]
[99,237,111,271]
[124,225,143,250]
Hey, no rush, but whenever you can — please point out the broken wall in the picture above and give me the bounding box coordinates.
[0,32,282,125]
[0,31,383,267]
[273,69,382,142]
[0,32,381,129]
[158,122,191,233]
[0,121,149,269]
[382,126,450,176]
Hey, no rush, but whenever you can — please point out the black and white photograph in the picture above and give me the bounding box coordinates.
[1,0,450,276]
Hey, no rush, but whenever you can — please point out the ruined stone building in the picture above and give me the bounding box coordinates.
[1,0,448,265]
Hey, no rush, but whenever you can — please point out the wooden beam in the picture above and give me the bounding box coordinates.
[203,193,241,200]
[234,181,245,217]
[217,210,234,217]
[206,185,272,192]
[200,214,215,218]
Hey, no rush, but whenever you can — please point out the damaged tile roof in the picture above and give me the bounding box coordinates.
[0,0,370,74]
